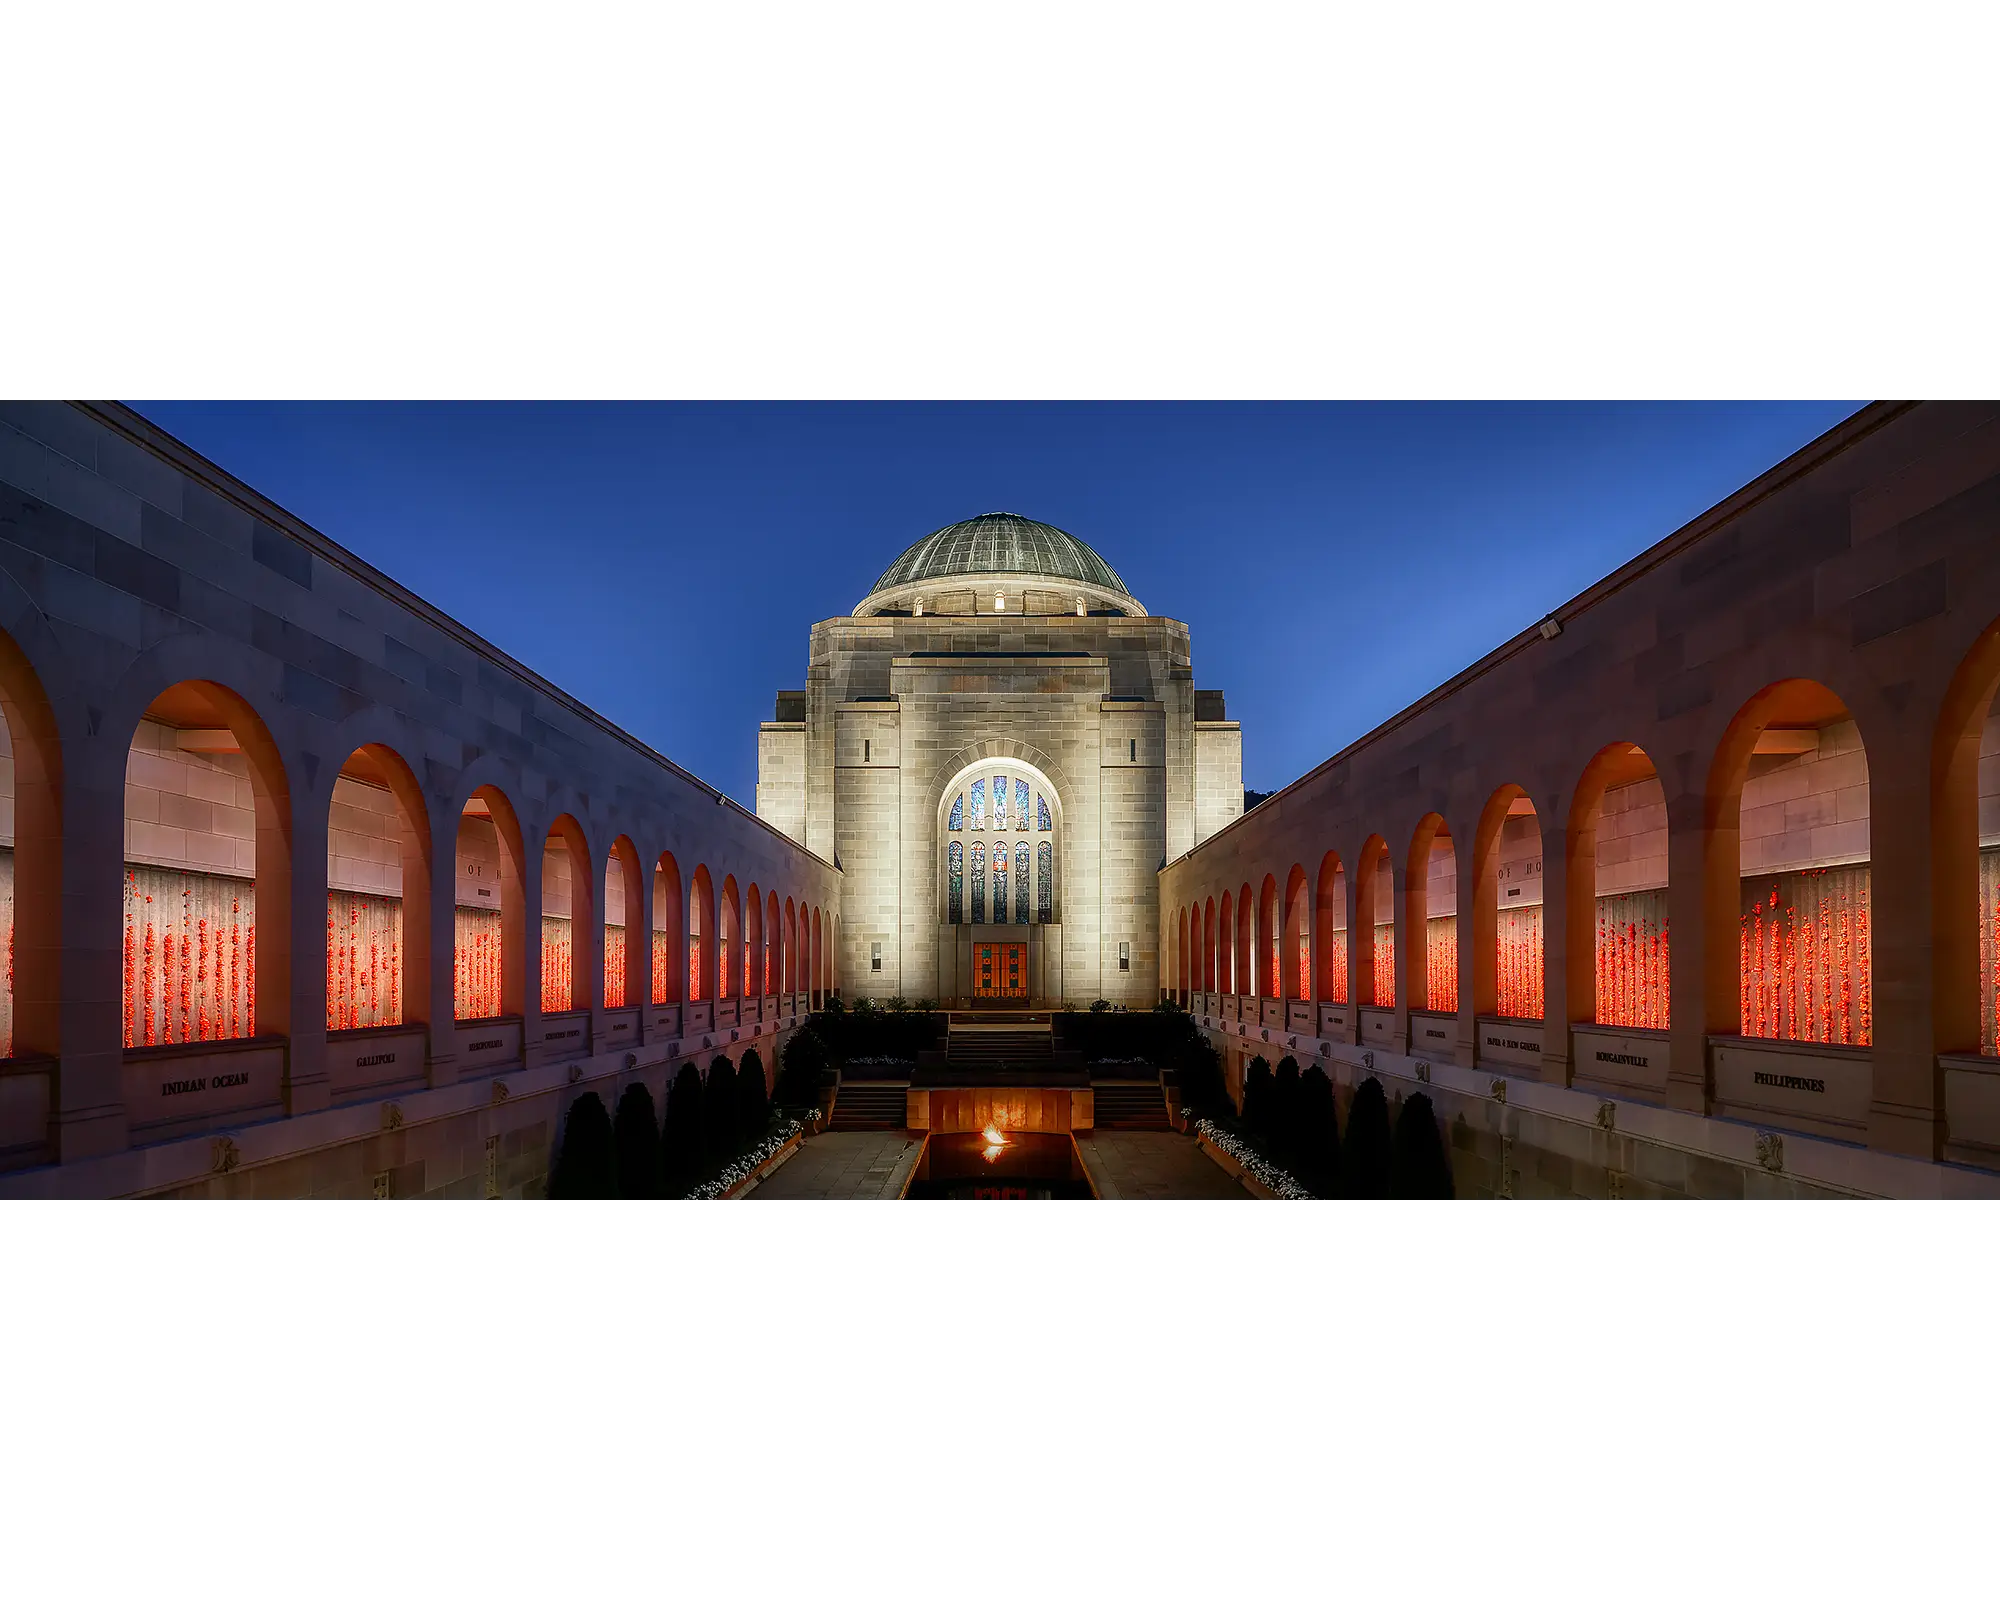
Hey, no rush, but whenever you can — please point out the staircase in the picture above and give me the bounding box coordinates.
[945,1026,1055,1077]
[828,1081,908,1131]
[1091,1080,1171,1130]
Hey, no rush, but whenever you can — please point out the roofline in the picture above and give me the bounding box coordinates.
[78,402,838,874]
[1164,399,1909,871]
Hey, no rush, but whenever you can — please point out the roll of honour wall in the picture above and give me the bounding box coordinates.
[1162,402,2000,1192]
[0,401,839,1195]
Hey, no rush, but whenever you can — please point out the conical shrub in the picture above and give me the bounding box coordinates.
[1272,1056,1301,1168]
[1342,1076,1393,1198]
[1391,1090,1456,1198]
[1298,1064,1343,1198]
[612,1082,664,1199]
[1244,1056,1273,1141]
[547,1090,615,1199]
[661,1062,704,1196]
[736,1048,771,1146]
[701,1056,739,1174]
[774,1028,826,1110]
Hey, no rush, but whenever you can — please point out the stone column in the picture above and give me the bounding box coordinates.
[283,795,330,1115]
[1540,815,1576,1087]
[56,736,129,1161]
[424,812,459,1086]
[1456,842,1483,1070]
[1867,731,1940,1158]
[1665,795,1713,1116]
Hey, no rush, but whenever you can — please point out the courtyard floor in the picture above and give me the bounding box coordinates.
[1072,1131,1252,1200]
[746,1130,926,1199]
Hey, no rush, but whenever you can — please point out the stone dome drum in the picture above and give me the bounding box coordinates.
[856,512,1143,616]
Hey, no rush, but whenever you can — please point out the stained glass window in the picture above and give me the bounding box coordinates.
[1037,840,1052,922]
[993,852,1008,922]
[1016,779,1030,828]
[970,842,985,923]
[970,778,985,830]
[948,793,963,831]
[948,840,963,923]
[1037,793,1051,831]
[993,778,1010,832]
[1015,842,1030,923]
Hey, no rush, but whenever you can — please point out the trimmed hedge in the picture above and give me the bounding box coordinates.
[1342,1077,1393,1199]
[1296,1064,1342,1198]
[736,1048,770,1146]
[612,1082,664,1199]
[702,1057,740,1173]
[774,1028,826,1109]
[1390,1090,1455,1198]
[1243,1056,1273,1142]
[662,1063,704,1196]
[1272,1056,1301,1169]
[547,1090,615,1199]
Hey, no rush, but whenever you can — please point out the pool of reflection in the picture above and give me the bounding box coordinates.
[905,1132,1094,1199]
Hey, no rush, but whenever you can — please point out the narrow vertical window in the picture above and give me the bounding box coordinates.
[1015,778,1029,827]
[994,777,1010,831]
[1037,794,1051,832]
[949,793,963,831]
[994,851,1009,923]
[1037,840,1052,922]
[1130,739,1136,763]
[1015,842,1030,924]
[970,778,985,830]
[864,739,870,764]
[948,840,963,923]
[971,842,986,924]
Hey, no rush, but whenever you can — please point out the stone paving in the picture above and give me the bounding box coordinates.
[1074,1130,1252,1199]
[746,1130,926,1199]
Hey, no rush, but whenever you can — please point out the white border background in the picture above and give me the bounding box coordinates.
[5,3,1998,1595]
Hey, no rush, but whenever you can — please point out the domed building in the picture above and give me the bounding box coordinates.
[757,513,1243,1006]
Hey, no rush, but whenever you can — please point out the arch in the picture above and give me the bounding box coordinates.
[689,866,716,1003]
[745,882,764,998]
[0,626,61,1060]
[933,755,1063,925]
[1257,873,1280,999]
[121,679,293,1047]
[1472,784,1545,1022]
[1932,616,2000,1056]
[1217,891,1234,994]
[1282,864,1309,1002]
[784,896,798,999]
[1235,883,1253,996]
[1315,851,1348,1005]
[603,834,643,1008]
[1203,895,1217,994]
[812,905,824,1007]
[1568,743,1670,1030]
[541,812,593,1014]
[718,874,741,1000]
[1406,814,1456,1012]
[1706,679,1872,1044]
[766,889,781,998]
[452,783,526,1019]
[651,850,683,1004]
[1355,834,1391,1008]
[325,741,433,1032]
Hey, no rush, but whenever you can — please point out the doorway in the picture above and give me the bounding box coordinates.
[974,940,1026,1001]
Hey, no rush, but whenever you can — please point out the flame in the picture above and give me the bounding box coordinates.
[981,1123,1008,1163]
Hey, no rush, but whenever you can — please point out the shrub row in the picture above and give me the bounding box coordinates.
[1237,1055,1454,1199]
[547,1047,778,1199]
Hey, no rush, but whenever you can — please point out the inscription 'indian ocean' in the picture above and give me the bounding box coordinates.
[162,1070,251,1097]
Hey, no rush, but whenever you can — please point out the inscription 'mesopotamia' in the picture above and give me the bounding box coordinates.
[1752,1069,1826,1094]
[467,1037,504,1053]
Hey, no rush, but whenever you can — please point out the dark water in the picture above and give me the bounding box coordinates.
[905,1132,1094,1199]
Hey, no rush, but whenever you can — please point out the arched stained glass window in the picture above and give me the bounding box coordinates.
[993,851,1008,922]
[1037,840,1052,922]
[948,840,963,922]
[993,780,1010,832]
[1015,842,1030,923]
[969,779,985,830]
[1037,794,1051,832]
[948,794,963,831]
[970,841,986,923]
[1015,779,1030,826]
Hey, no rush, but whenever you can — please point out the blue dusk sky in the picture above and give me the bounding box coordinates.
[130,401,1862,805]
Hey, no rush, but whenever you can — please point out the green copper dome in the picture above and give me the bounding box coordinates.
[868,513,1131,598]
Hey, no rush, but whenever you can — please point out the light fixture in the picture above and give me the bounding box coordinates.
[994,594,1005,611]
[1537,616,1563,641]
